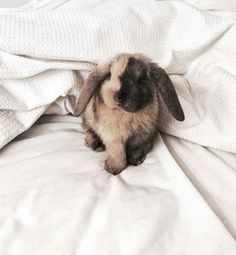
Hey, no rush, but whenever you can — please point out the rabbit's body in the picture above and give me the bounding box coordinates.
[76,53,184,174]
[83,90,159,173]
[84,93,158,143]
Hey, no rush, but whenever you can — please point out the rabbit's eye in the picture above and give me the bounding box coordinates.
[138,77,146,83]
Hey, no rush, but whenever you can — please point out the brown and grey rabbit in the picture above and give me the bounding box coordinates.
[75,53,184,175]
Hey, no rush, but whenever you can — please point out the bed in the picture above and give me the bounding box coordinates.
[0,0,236,254]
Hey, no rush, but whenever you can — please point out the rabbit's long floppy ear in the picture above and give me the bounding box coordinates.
[75,60,112,116]
[149,63,185,121]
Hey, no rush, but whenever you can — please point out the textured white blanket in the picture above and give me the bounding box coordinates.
[0,2,236,255]
[0,0,236,151]
[1,114,236,255]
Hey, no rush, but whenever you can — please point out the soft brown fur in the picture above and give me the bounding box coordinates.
[84,94,158,174]
[76,53,184,174]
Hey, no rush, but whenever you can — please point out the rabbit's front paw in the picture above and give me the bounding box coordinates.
[104,156,126,175]
[127,147,146,166]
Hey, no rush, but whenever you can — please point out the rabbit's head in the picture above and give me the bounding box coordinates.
[75,53,185,121]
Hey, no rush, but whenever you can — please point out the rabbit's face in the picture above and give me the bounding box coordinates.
[101,55,153,112]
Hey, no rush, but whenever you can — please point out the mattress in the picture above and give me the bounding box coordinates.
[0,115,235,254]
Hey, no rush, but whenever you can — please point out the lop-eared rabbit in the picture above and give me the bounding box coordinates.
[76,53,184,174]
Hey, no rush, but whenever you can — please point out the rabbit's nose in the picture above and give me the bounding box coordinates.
[114,92,120,102]
[114,91,127,103]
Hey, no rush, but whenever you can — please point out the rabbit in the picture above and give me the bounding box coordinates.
[75,53,184,175]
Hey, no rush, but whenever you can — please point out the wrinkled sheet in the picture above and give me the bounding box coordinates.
[0,0,236,151]
[0,115,235,255]
[0,0,236,254]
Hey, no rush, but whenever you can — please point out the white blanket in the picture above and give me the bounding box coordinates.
[0,115,235,255]
[0,0,236,152]
[0,2,236,254]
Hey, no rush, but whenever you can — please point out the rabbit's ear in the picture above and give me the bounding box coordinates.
[75,61,112,116]
[149,63,185,121]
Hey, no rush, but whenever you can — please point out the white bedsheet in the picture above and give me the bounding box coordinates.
[0,115,235,255]
[0,1,236,254]
[1,0,236,152]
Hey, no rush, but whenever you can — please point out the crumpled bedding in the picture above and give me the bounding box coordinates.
[0,0,236,254]
[0,115,235,255]
[0,0,236,151]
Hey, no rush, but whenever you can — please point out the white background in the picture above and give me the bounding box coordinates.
[0,0,29,7]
